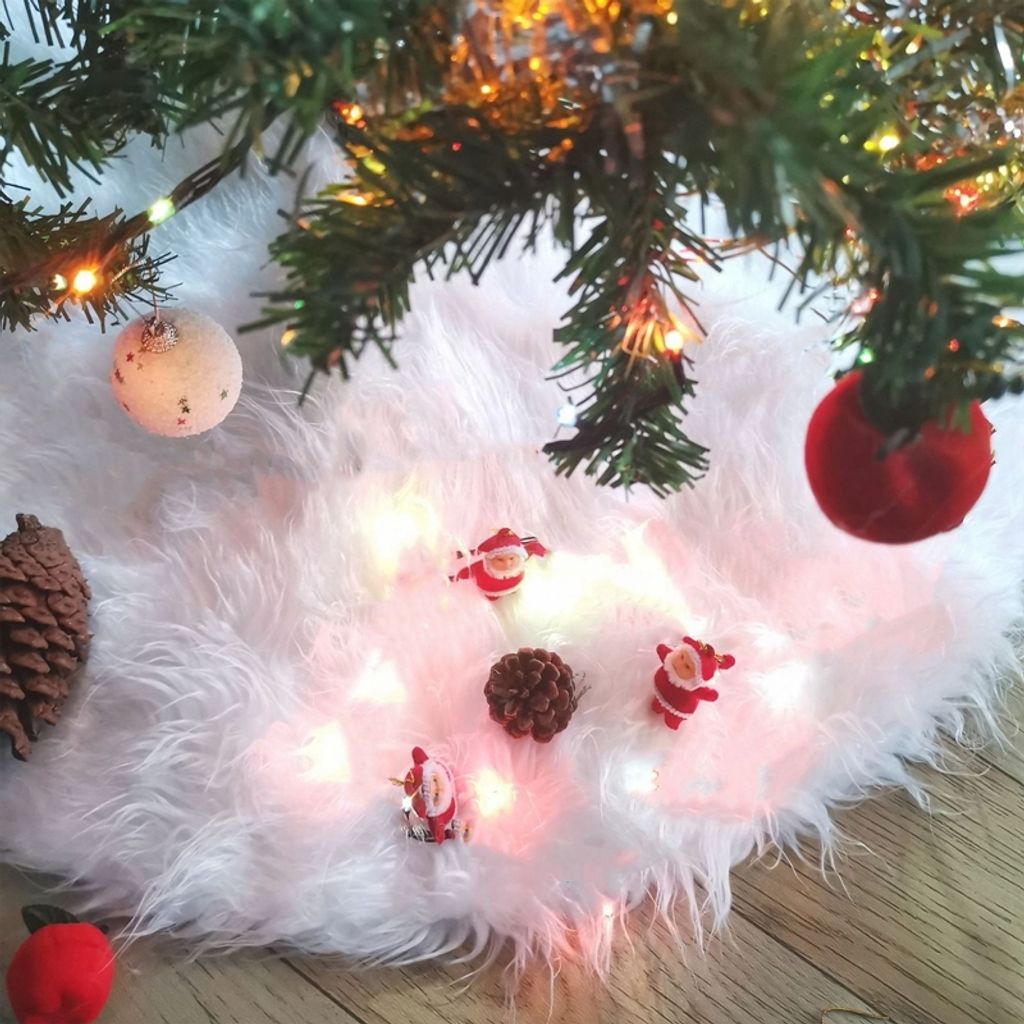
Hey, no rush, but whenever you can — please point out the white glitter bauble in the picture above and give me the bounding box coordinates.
[110,309,243,438]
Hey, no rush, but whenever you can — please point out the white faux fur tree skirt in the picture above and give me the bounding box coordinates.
[1,124,1022,971]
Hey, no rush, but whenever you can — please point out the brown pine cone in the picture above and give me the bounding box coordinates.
[0,514,91,760]
[485,648,581,743]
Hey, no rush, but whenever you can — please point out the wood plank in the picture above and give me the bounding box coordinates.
[284,900,880,1024]
[0,867,360,1024]
[975,677,1024,786]
[732,766,1024,1024]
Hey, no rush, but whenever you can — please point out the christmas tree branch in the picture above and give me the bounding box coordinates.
[0,142,247,331]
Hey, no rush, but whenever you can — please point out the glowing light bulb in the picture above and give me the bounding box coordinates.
[756,663,810,712]
[666,10,678,24]
[71,268,98,295]
[856,348,875,365]
[147,197,175,225]
[480,83,494,96]
[556,402,578,427]
[866,128,900,154]
[850,288,880,317]
[472,768,516,818]
[280,328,297,348]
[663,328,685,354]
[333,101,365,125]
[351,651,406,704]
[298,722,351,784]
[51,273,68,291]
[623,762,660,795]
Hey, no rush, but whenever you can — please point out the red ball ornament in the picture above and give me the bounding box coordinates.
[5,921,114,1024]
[805,371,993,544]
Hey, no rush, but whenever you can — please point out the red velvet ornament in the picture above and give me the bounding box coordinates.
[5,923,114,1024]
[805,371,993,544]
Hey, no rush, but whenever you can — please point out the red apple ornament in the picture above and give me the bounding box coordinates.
[5,907,114,1024]
[805,371,994,544]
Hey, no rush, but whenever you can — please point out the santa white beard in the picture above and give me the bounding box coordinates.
[483,559,525,580]
[665,653,702,691]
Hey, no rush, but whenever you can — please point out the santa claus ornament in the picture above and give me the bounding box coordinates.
[805,371,994,544]
[391,746,471,845]
[651,637,735,731]
[450,527,548,601]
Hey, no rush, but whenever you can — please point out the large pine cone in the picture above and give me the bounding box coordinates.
[485,648,580,743]
[0,515,91,760]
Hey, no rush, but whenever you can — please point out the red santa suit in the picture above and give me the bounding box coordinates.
[451,528,548,601]
[652,636,736,731]
[401,746,458,844]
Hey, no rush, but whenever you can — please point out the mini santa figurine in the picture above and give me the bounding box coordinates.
[450,527,548,601]
[652,636,735,731]
[391,746,470,844]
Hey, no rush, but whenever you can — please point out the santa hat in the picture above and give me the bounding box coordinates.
[477,528,527,560]
[679,636,736,681]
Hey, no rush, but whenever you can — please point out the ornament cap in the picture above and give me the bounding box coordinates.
[139,314,180,354]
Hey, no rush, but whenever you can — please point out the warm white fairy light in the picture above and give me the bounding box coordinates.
[472,768,517,818]
[298,722,351,784]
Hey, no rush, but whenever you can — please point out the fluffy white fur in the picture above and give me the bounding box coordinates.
[1,103,1023,970]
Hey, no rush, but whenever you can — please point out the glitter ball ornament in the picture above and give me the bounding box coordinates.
[805,371,994,544]
[110,309,242,437]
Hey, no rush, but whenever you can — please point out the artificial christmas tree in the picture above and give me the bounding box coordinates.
[0,0,1020,510]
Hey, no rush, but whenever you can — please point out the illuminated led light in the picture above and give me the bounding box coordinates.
[280,328,297,348]
[51,273,68,291]
[947,338,960,353]
[480,83,494,95]
[993,315,1018,329]
[856,348,875,365]
[528,56,543,70]
[756,663,810,712]
[298,722,351,784]
[367,492,440,578]
[472,768,517,818]
[556,402,578,427]
[71,268,99,295]
[850,288,880,317]
[333,101,365,125]
[623,762,660,795]
[351,651,406,705]
[666,10,678,24]
[339,192,370,206]
[663,328,685,354]
[147,197,175,225]
[864,127,900,154]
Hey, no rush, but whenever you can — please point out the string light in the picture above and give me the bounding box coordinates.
[280,328,297,348]
[556,402,578,427]
[51,274,68,291]
[945,182,981,215]
[332,101,365,126]
[298,722,351,784]
[70,268,99,295]
[147,197,175,225]
[850,288,880,317]
[864,127,900,154]
[663,328,686,354]
[472,768,516,818]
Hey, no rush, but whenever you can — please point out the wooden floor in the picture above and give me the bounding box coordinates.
[3,689,1024,1024]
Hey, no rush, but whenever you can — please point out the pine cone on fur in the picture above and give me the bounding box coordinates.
[0,515,91,760]
[485,648,581,743]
